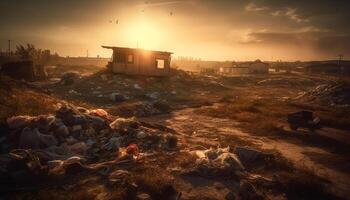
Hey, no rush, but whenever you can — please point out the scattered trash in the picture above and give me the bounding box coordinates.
[297,82,350,106]
[60,71,81,85]
[191,147,245,177]
[126,144,139,159]
[134,84,142,90]
[110,92,127,102]
[147,92,160,99]
[90,109,109,119]
[110,117,139,131]
[137,193,152,200]
[109,169,131,185]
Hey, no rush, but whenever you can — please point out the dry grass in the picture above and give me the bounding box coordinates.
[276,169,340,200]
[195,98,289,136]
[0,77,61,121]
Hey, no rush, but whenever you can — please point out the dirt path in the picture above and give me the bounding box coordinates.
[141,106,350,199]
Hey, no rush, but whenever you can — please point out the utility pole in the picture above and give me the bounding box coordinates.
[338,54,343,66]
[86,49,89,58]
[338,54,344,76]
[8,40,11,55]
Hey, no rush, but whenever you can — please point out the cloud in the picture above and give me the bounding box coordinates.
[271,7,309,23]
[240,29,350,58]
[139,0,196,7]
[245,2,269,12]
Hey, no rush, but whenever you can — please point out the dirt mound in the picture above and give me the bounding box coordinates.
[0,75,62,121]
[297,82,350,106]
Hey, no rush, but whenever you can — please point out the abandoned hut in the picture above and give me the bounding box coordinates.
[0,60,47,81]
[102,46,172,76]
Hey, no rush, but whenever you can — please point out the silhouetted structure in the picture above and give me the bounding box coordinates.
[220,60,269,74]
[102,46,172,76]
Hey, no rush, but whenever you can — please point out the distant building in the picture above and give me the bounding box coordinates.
[304,60,350,76]
[102,46,172,76]
[220,59,269,74]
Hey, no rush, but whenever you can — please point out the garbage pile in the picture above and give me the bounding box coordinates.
[0,103,178,190]
[296,82,350,106]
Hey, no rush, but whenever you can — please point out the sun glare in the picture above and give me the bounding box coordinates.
[127,19,163,50]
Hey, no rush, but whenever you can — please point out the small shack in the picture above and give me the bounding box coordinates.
[102,46,172,76]
[0,59,47,81]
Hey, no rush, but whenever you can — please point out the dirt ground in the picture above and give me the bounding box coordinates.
[1,69,349,200]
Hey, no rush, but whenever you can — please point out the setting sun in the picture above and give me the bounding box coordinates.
[126,19,163,50]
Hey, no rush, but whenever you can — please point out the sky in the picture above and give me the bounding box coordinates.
[0,0,349,61]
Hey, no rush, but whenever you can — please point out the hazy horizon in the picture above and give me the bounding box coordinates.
[1,0,349,61]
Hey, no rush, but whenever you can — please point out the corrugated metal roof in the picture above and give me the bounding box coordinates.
[101,45,173,55]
